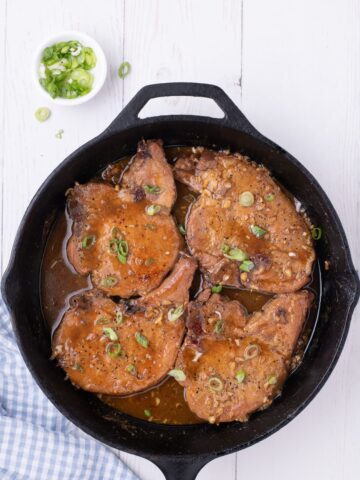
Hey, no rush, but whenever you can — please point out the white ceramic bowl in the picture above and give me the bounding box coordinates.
[34,31,107,106]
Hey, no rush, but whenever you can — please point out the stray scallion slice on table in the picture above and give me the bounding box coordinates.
[35,107,51,122]
[135,331,149,348]
[168,369,186,381]
[55,129,64,139]
[145,204,161,216]
[168,305,184,322]
[250,225,267,238]
[118,61,131,79]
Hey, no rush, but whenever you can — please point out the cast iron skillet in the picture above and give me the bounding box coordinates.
[1,83,359,480]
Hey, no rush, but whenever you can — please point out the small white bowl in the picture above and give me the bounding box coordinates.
[34,31,107,106]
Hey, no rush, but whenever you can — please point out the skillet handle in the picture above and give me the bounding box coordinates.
[104,82,261,136]
[148,455,210,480]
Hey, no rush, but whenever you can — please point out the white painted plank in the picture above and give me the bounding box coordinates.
[1,0,125,272]
[239,1,360,478]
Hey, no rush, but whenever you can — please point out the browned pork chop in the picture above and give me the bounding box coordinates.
[174,148,315,294]
[175,290,313,423]
[67,140,181,297]
[52,256,197,395]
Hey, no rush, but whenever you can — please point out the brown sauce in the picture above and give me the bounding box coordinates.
[41,146,320,425]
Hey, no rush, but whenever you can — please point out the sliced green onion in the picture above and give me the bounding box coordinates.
[82,234,96,249]
[214,319,224,334]
[145,257,155,266]
[267,374,278,385]
[311,227,322,240]
[100,276,118,287]
[250,225,267,238]
[211,284,222,293]
[126,364,137,376]
[103,327,118,341]
[55,129,64,139]
[178,224,186,236]
[239,191,254,207]
[264,193,275,202]
[184,194,196,203]
[222,245,248,261]
[106,342,122,358]
[135,331,149,348]
[239,260,255,272]
[109,238,118,254]
[72,362,83,372]
[208,376,223,392]
[144,223,156,231]
[95,315,110,325]
[144,408,152,417]
[115,310,123,324]
[144,184,162,195]
[35,107,51,122]
[111,226,122,239]
[235,369,246,383]
[118,61,131,79]
[244,343,260,360]
[168,305,184,322]
[168,369,186,381]
[145,204,161,216]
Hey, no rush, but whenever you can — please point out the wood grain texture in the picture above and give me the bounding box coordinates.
[0,0,359,479]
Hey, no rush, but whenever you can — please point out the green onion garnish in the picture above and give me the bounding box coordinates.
[111,226,122,239]
[168,369,186,381]
[72,362,84,372]
[115,310,123,324]
[211,284,222,293]
[118,61,131,79]
[125,364,137,376]
[100,276,118,287]
[35,107,51,122]
[239,191,254,207]
[135,331,149,348]
[244,343,260,360]
[144,408,152,417]
[214,319,224,334]
[39,41,96,99]
[221,244,248,261]
[81,234,96,249]
[168,305,184,322]
[178,224,186,236]
[95,315,110,325]
[235,369,246,383]
[264,193,275,202]
[208,376,223,392]
[109,234,129,265]
[103,327,118,341]
[239,260,255,272]
[184,194,196,203]
[145,257,155,266]
[55,129,64,139]
[106,342,122,358]
[250,225,267,238]
[145,204,161,216]
[311,227,322,240]
[144,185,162,195]
[267,374,278,385]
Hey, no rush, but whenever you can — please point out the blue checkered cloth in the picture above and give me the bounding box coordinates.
[0,297,138,480]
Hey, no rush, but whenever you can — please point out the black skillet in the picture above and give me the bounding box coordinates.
[2,83,359,480]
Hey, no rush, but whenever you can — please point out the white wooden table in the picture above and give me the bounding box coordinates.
[1,1,359,478]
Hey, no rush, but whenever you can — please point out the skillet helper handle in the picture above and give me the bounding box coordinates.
[104,82,261,136]
[149,455,210,480]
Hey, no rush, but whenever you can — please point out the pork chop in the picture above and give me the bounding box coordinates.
[52,255,197,395]
[174,290,313,423]
[67,140,181,297]
[174,148,315,294]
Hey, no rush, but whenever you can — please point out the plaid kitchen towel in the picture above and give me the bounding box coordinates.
[0,297,138,480]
